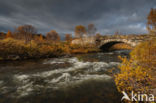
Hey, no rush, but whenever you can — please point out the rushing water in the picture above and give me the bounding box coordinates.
[0,50,130,103]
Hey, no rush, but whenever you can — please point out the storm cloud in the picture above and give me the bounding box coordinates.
[0,0,156,35]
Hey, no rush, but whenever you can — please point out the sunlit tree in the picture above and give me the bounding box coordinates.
[6,30,12,38]
[147,8,156,35]
[39,34,44,42]
[74,25,87,38]
[65,34,72,42]
[14,25,37,43]
[46,30,60,41]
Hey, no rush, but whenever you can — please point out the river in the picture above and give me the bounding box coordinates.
[0,50,130,103]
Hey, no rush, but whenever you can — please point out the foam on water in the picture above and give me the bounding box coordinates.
[37,58,92,78]
[50,73,71,83]
[109,62,120,66]
[43,58,68,64]
[14,74,29,81]
[2,57,120,98]
[16,82,33,97]
[0,80,3,86]
[55,74,112,88]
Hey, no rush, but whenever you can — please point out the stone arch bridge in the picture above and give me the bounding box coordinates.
[71,35,154,51]
[97,38,141,51]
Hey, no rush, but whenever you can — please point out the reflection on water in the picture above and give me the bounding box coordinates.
[0,50,130,103]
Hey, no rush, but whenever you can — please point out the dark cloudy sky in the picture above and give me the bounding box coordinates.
[0,0,156,35]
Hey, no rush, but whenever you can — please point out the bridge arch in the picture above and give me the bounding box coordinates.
[99,39,136,51]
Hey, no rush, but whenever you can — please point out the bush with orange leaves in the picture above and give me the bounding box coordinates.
[115,38,156,98]
[0,38,70,60]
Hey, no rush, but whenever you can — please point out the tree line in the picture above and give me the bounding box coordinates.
[0,23,98,43]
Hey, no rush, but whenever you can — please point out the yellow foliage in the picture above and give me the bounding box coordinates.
[115,38,156,98]
[75,25,87,38]
[0,37,100,60]
[39,34,44,42]
[6,30,12,38]
[147,8,156,35]
[0,38,25,55]
[115,57,152,94]
[0,38,70,60]
[130,39,156,69]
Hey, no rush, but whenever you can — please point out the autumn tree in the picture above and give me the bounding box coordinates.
[65,34,72,42]
[39,34,44,42]
[87,24,96,36]
[74,25,87,38]
[6,30,12,38]
[147,8,156,35]
[14,25,37,43]
[46,30,60,41]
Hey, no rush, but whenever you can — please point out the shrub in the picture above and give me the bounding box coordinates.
[0,38,71,60]
[115,57,152,94]
[0,38,26,59]
[115,38,156,99]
